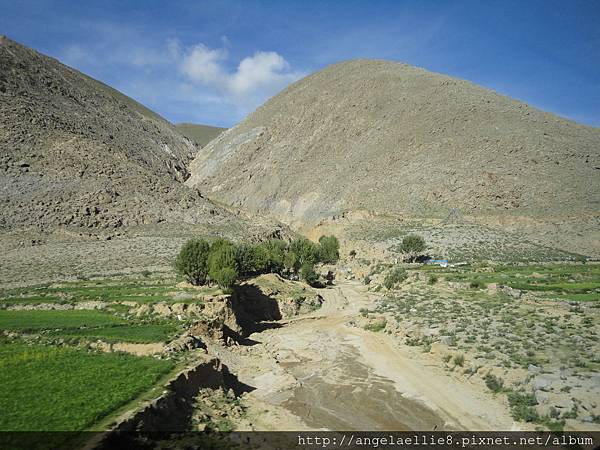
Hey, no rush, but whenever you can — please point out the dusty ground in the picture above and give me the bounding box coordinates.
[211,280,519,431]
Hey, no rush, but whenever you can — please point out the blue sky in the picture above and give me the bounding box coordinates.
[1,0,599,128]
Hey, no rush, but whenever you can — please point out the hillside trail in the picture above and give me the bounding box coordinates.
[215,281,517,431]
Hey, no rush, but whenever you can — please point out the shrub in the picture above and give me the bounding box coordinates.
[212,267,238,291]
[453,354,465,367]
[318,235,340,263]
[349,250,356,258]
[364,320,386,332]
[470,280,487,289]
[428,275,438,285]
[507,391,539,422]
[175,239,210,286]
[300,262,319,286]
[383,267,407,290]
[208,241,238,287]
[484,373,504,393]
[399,234,426,262]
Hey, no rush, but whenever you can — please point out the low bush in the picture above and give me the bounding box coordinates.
[484,373,504,393]
[453,353,465,367]
[507,391,539,422]
[383,267,408,290]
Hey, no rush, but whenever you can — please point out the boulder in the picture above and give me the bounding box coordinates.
[439,335,454,346]
[165,333,206,353]
[502,285,523,299]
[532,375,553,391]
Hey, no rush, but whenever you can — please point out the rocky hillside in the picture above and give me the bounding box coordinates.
[186,60,600,255]
[175,123,226,148]
[0,36,227,230]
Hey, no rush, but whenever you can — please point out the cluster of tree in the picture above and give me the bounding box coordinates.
[175,235,340,290]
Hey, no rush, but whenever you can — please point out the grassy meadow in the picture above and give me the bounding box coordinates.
[0,343,174,431]
[0,275,214,433]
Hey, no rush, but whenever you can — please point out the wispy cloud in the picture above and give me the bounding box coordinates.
[56,27,305,125]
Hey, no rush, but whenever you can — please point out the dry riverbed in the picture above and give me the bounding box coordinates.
[211,281,519,431]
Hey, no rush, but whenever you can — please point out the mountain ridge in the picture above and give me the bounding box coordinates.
[186,59,600,255]
[0,36,229,230]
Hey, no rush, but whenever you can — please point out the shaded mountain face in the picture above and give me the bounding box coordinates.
[0,36,227,230]
[186,59,600,254]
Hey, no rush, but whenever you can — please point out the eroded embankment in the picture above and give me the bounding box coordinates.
[218,281,517,431]
[94,355,252,448]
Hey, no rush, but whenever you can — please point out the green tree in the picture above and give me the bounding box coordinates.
[175,239,210,286]
[252,244,270,273]
[263,239,286,273]
[318,235,340,263]
[290,238,318,265]
[284,251,300,274]
[208,242,238,286]
[300,262,319,286]
[210,238,234,254]
[399,234,426,262]
[235,244,258,275]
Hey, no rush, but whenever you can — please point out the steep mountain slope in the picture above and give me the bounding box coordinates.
[175,123,226,147]
[187,59,600,255]
[0,36,223,230]
[0,36,290,286]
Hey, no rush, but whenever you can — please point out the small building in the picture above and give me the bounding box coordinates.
[424,259,449,268]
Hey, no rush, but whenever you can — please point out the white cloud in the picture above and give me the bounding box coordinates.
[177,41,305,111]
[56,31,306,125]
[230,51,294,96]
[181,44,227,85]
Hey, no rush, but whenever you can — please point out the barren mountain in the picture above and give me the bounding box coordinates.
[175,123,226,148]
[0,36,229,231]
[0,37,289,285]
[187,59,600,255]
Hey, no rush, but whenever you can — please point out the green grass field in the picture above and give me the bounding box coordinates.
[0,310,126,331]
[0,276,198,438]
[0,277,215,306]
[49,323,178,343]
[0,343,174,431]
[436,263,600,300]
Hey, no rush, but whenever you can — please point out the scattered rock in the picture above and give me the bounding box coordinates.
[439,335,454,346]
[165,333,207,353]
[502,285,522,299]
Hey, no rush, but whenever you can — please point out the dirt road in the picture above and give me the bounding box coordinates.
[216,281,517,431]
